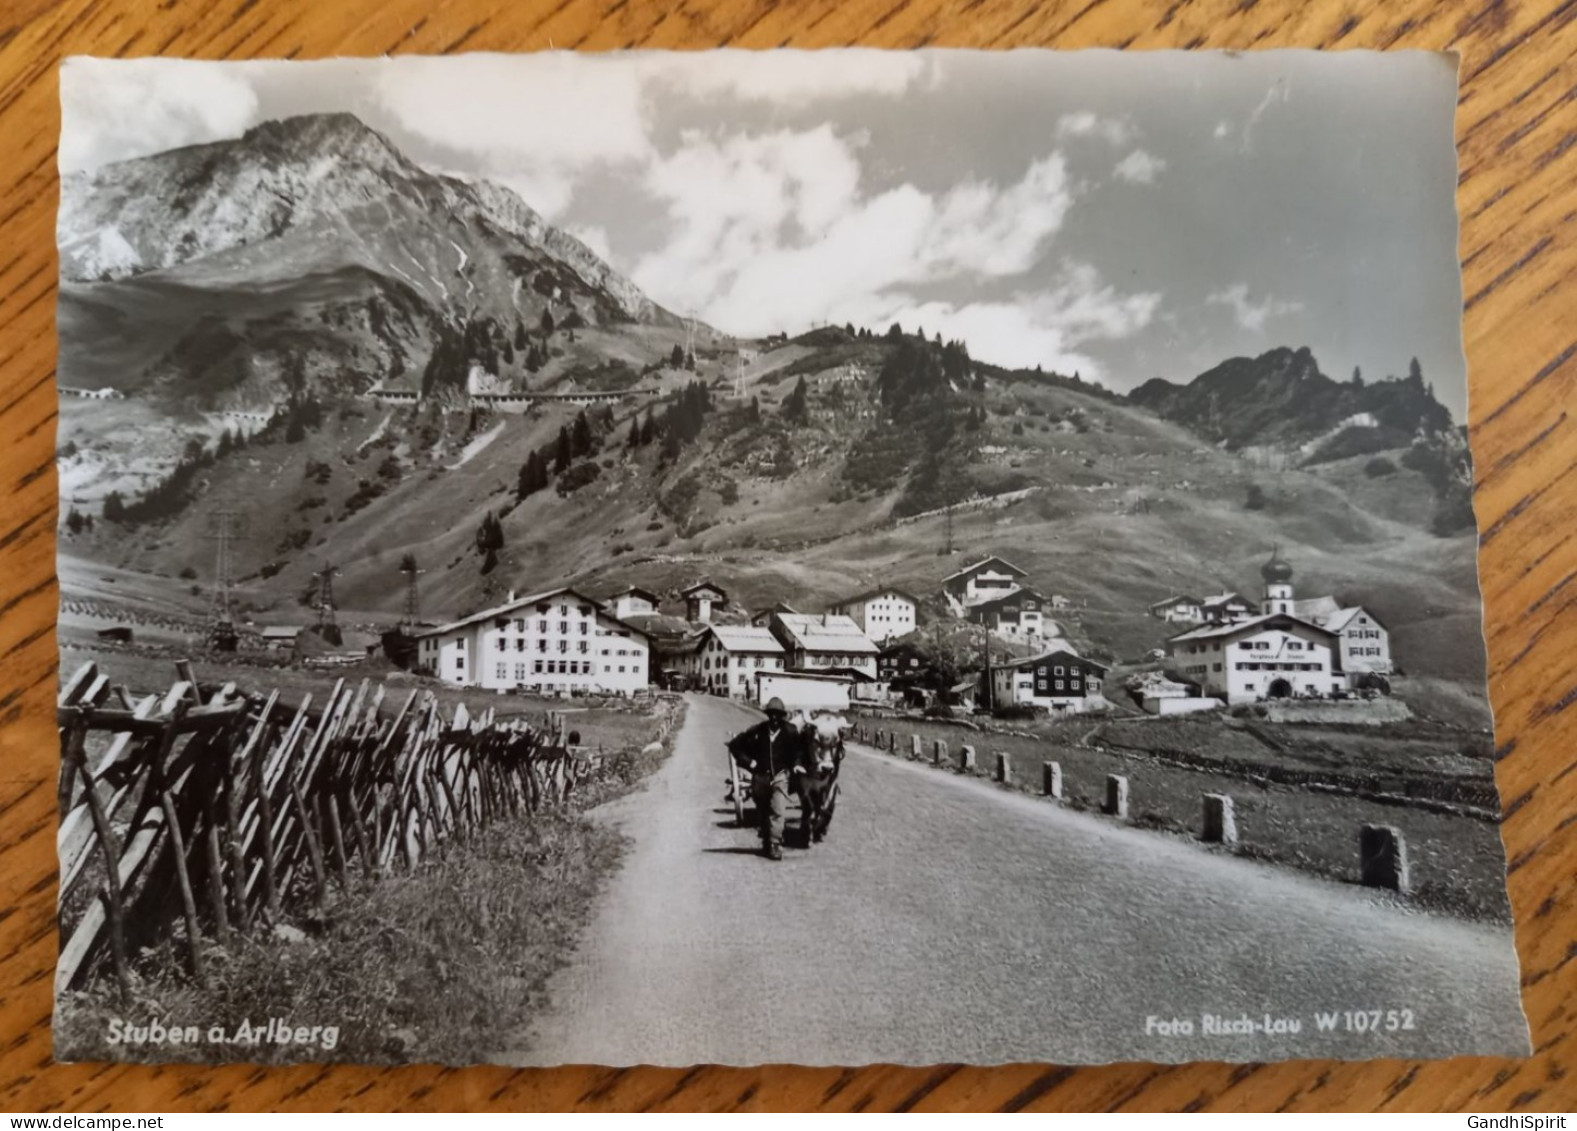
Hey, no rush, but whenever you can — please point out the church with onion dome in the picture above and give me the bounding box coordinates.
[1162,547,1394,705]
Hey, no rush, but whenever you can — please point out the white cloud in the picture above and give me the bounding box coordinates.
[631,126,1078,334]
[1112,149,1166,184]
[376,53,654,172]
[1207,283,1303,331]
[60,58,260,173]
[1054,111,1135,147]
[642,49,932,104]
[877,264,1161,381]
[490,170,575,220]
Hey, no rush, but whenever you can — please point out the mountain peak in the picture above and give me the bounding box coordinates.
[1129,346,1452,451]
[236,112,403,167]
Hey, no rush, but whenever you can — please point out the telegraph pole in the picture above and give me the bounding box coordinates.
[203,509,247,651]
[313,562,342,645]
[980,618,993,713]
[400,554,425,629]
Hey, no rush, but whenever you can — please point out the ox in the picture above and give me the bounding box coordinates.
[790,711,847,845]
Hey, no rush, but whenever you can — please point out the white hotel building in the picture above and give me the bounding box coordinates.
[827,587,918,644]
[415,586,651,695]
[689,625,786,698]
[1164,549,1386,702]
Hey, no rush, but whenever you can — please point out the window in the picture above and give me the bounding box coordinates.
[1213,663,1222,672]
[515,639,525,652]
[456,657,465,671]
[534,660,543,674]
[1054,665,1064,675]
[579,641,589,654]
[558,641,568,653]
[496,663,507,679]
[538,620,547,633]
[559,621,569,634]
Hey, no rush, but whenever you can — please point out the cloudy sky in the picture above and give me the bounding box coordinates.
[61,50,1468,419]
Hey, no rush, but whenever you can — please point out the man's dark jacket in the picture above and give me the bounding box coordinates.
[727,719,807,777]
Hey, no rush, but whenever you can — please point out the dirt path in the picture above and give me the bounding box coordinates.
[504,695,1527,1066]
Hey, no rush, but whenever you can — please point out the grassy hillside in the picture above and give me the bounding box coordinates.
[59,329,1489,705]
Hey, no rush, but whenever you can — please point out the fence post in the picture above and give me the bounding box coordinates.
[1042,761,1063,799]
[887,731,898,754]
[1359,825,1411,893]
[995,751,1011,784]
[1104,774,1129,819]
[910,735,922,760]
[959,744,976,772]
[933,739,947,767]
[1201,794,1238,846]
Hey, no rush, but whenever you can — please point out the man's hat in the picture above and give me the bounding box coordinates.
[764,697,787,716]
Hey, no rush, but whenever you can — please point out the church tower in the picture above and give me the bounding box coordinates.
[1260,545,1295,615]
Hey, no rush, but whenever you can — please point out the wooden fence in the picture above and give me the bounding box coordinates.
[56,660,598,995]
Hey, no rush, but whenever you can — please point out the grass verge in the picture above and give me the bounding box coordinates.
[55,698,684,1065]
[851,713,1512,924]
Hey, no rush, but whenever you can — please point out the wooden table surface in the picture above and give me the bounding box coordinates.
[1,0,1573,1113]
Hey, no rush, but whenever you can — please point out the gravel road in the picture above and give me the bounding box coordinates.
[505,695,1528,1066]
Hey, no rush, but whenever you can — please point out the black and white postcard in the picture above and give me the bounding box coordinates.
[52,49,1529,1066]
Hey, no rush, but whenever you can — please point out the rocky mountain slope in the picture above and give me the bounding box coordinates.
[57,113,679,412]
[55,121,1490,701]
[1129,346,1456,454]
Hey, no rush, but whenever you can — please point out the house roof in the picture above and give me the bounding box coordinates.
[611,585,661,604]
[1148,594,1202,610]
[703,625,784,654]
[942,556,1029,585]
[417,586,649,640]
[758,670,853,685]
[617,611,694,640]
[831,585,920,608]
[1290,595,1341,623]
[751,601,799,621]
[772,613,880,655]
[1322,606,1378,633]
[996,648,1107,675]
[1200,592,1251,608]
[1167,612,1337,646]
[969,587,1046,614]
[260,626,302,639]
[681,580,728,599]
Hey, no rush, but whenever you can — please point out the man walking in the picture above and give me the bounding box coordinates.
[726,698,804,860]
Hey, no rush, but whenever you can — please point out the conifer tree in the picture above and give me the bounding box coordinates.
[572,410,593,457]
[554,426,572,473]
[782,376,809,423]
